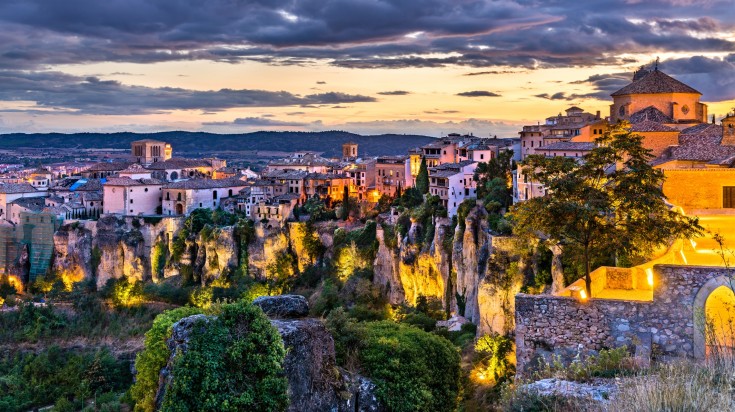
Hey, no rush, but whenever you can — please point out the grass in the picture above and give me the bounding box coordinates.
[610,356,735,412]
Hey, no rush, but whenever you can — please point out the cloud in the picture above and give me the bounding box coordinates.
[377,90,411,95]
[457,91,501,97]
[316,81,327,84]
[0,70,377,114]
[0,0,732,71]
[204,117,315,127]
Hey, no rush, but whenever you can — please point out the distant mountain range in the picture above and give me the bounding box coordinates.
[0,131,438,157]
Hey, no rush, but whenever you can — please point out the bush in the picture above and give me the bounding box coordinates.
[159,302,289,411]
[359,321,461,412]
[130,307,204,412]
[0,347,131,412]
[534,346,637,382]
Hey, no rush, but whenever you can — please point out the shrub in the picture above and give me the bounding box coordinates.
[359,321,461,412]
[0,347,131,412]
[160,302,289,411]
[534,347,637,382]
[189,286,214,309]
[109,277,144,308]
[130,307,204,412]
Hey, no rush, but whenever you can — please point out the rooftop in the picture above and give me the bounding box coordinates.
[536,142,597,151]
[104,177,164,186]
[630,120,678,133]
[0,182,39,194]
[630,106,674,124]
[164,177,246,190]
[611,69,701,96]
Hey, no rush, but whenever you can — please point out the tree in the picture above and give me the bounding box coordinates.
[416,157,429,195]
[341,185,350,221]
[474,149,515,210]
[509,122,702,295]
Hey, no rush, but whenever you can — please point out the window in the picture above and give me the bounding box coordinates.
[145,188,148,192]
[213,191,218,199]
[177,193,182,201]
[618,105,625,116]
[724,187,735,208]
[531,141,534,148]
[480,154,484,160]
[130,199,134,204]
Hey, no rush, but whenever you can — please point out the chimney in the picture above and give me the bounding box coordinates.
[596,111,601,119]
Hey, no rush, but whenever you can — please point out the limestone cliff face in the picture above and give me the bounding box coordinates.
[194,226,238,285]
[52,216,184,288]
[248,224,291,281]
[373,226,404,304]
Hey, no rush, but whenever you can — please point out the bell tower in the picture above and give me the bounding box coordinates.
[722,111,735,146]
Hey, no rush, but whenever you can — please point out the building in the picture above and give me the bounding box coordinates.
[82,161,132,179]
[304,173,352,205]
[0,183,45,221]
[146,157,223,181]
[343,142,359,161]
[103,177,164,216]
[375,156,408,197]
[251,193,300,227]
[610,66,707,125]
[28,168,52,191]
[162,178,247,216]
[428,161,478,217]
[518,107,605,161]
[266,152,336,174]
[131,139,172,165]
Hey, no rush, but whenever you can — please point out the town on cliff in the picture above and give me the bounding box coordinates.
[3,67,735,411]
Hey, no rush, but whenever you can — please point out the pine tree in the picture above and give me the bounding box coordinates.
[416,157,429,195]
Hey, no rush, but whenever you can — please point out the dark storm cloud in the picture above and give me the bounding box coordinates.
[0,70,376,114]
[457,91,501,97]
[377,90,411,95]
[0,0,733,72]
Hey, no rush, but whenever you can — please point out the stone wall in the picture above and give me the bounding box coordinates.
[661,168,735,211]
[515,265,731,375]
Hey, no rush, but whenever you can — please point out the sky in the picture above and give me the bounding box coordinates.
[0,0,734,137]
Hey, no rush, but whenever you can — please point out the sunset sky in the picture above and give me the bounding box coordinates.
[1,0,734,137]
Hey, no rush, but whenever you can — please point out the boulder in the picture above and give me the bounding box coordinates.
[253,294,309,318]
[437,315,471,332]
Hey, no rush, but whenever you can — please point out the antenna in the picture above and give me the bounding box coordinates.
[654,57,659,71]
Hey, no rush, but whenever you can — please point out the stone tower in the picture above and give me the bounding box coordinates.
[342,142,358,160]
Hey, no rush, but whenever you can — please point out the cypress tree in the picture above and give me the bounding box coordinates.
[416,157,429,195]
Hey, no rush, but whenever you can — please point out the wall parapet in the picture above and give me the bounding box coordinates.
[516,265,733,375]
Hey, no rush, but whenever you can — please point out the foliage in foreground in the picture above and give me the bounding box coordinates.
[326,310,461,412]
[0,347,131,412]
[131,301,288,412]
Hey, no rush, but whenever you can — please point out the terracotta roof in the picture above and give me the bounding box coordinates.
[536,142,596,151]
[118,163,149,174]
[0,182,38,194]
[105,177,163,186]
[630,120,678,133]
[660,124,731,162]
[132,139,167,144]
[10,197,46,211]
[630,106,674,124]
[87,161,132,172]
[611,69,701,96]
[164,178,246,190]
[145,158,211,170]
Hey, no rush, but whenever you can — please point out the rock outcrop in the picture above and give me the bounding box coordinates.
[253,294,310,318]
[194,225,238,285]
[155,295,381,412]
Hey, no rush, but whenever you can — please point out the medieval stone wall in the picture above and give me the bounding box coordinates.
[662,168,735,211]
[515,265,731,375]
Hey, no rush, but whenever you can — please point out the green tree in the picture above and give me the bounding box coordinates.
[160,302,288,412]
[341,185,350,221]
[416,157,429,195]
[509,122,702,295]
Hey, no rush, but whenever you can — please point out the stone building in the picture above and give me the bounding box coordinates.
[162,178,247,216]
[131,139,172,165]
[428,160,478,217]
[375,156,409,197]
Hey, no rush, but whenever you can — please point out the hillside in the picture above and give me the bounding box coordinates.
[0,131,437,157]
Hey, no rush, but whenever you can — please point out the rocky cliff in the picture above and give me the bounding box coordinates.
[52,216,184,288]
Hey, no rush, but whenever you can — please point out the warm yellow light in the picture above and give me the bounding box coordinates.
[680,250,688,265]
[579,289,588,300]
[646,268,654,287]
[477,373,486,381]
[690,239,697,249]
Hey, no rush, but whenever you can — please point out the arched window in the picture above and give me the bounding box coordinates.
[166,192,170,201]
[213,191,218,199]
[228,189,233,197]
[177,193,182,201]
